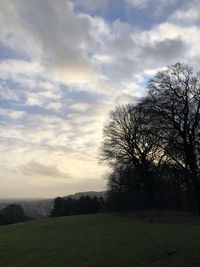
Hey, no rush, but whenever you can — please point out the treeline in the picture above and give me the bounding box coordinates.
[101,63,200,214]
[0,204,28,225]
[50,196,104,217]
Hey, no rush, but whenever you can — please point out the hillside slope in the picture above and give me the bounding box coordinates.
[0,213,200,267]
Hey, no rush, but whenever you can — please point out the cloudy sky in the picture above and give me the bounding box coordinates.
[0,0,200,198]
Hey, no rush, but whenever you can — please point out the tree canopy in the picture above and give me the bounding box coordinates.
[101,63,200,214]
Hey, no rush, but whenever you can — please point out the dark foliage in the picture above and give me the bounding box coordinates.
[0,204,26,225]
[50,195,102,217]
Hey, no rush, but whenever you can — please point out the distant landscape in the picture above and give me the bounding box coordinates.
[0,191,106,218]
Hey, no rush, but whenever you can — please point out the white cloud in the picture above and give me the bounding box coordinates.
[170,3,200,24]
[0,60,44,78]
[0,108,25,120]
[126,0,149,9]
[1,0,200,198]
[0,0,102,87]
[20,160,70,179]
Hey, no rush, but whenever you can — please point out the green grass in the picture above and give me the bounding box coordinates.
[0,213,200,267]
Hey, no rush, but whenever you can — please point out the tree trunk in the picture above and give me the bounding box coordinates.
[194,177,200,215]
[174,181,182,210]
[188,164,200,214]
[147,185,154,210]
[185,145,200,214]
[186,181,192,210]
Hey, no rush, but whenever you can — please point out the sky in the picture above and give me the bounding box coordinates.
[0,0,200,198]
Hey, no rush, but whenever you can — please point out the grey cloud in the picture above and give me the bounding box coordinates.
[21,160,70,179]
[73,0,109,11]
[141,38,188,66]
[100,20,188,79]
[126,0,149,9]
[169,1,200,25]
[126,0,179,11]
[21,0,94,71]
[114,93,141,105]
[97,21,140,79]
[0,0,99,84]
[102,20,136,55]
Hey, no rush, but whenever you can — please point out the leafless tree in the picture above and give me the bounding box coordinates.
[101,104,164,208]
[148,63,200,213]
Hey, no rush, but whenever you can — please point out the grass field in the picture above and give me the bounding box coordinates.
[0,213,200,267]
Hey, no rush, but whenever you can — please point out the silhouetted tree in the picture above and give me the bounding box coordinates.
[0,204,25,225]
[101,104,165,208]
[50,195,101,217]
[147,63,200,213]
[50,197,70,217]
[101,63,200,214]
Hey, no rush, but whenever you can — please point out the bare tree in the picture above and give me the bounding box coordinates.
[101,63,200,213]
[147,63,200,213]
[101,104,164,208]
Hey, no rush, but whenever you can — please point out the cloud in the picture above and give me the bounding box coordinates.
[1,0,200,198]
[0,60,44,78]
[126,0,179,10]
[0,164,106,198]
[140,38,187,66]
[0,0,101,86]
[170,2,200,24]
[20,160,70,179]
[73,0,109,11]
[93,19,189,82]
[126,0,149,9]
[0,108,25,120]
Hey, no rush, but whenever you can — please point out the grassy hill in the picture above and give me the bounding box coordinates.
[0,213,200,267]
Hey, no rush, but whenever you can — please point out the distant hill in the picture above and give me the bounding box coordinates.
[0,198,53,218]
[0,191,106,218]
[66,191,106,199]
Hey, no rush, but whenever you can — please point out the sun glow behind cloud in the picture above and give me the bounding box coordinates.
[0,0,200,197]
